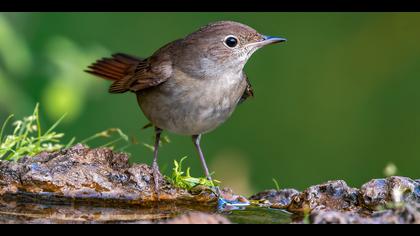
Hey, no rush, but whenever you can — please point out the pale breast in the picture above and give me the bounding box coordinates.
[137,69,247,135]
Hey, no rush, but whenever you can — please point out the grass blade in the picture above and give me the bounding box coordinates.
[102,137,123,148]
[45,113,67,136]
[34,103,42,148]
[0,114,14,143]
[65,137,76,149]
[272,178,281,191]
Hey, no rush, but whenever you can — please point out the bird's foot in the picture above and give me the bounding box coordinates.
[217,198,250,212]
[211,186,250,212]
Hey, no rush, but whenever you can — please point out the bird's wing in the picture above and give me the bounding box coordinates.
[239,73,254,104]
[86,50,173,94]
[119,53,172,93]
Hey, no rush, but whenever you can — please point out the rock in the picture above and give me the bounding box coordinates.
[220,187,250,204]
[249,177,419,224]
[370,202,420,224]
[249,189,300,209]
[0,144,217,205]
[360,178,389,209]
[288,180,360,213]
[360,176,419,210]
[0,161,22,195]
[309,210,361,224]
[308,202,420,224]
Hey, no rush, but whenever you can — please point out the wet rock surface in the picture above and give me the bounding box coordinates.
[250,178,420,224]
[249,189,299,209]
[0,144,223,205]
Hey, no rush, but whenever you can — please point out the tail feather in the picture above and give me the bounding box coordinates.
[85,53,143,93]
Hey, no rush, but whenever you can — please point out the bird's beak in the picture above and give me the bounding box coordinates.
[246,35,287,48]
[260,35,287,46]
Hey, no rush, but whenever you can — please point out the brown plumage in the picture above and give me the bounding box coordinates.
[87,52,255,102]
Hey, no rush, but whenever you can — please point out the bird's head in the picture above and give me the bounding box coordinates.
[176,21,286,77]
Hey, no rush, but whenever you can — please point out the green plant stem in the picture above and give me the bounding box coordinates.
[65,137,76,149]
[35,103,42,148]
[45,113,67,136]
[102,137,123,148]
[272,178,281,191]
[0,114,14,142]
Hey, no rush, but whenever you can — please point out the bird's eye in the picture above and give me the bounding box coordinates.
[224,36,238,48]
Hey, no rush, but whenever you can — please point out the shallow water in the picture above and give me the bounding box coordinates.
[223,206,293,224]
[0,200,292,224]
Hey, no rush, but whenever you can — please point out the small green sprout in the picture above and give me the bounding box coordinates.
[0,103,67,161]
[272,178,281,191]
[302,204,311,224]
[142,143,155,152]
[169,156,220,191]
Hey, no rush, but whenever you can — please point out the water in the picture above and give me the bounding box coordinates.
[224,206,293,224]
[0,200,292,224]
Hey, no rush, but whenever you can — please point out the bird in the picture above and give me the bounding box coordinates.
[85,21,286,200]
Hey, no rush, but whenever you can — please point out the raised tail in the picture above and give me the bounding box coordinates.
[85,53,143,93]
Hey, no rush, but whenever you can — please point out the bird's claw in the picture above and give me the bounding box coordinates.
[217,197,250,212]
[211,186,250,211]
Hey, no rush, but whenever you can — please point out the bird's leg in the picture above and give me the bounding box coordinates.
[192,134,221,197]
[192,135,250,211]
[152,127,162,199]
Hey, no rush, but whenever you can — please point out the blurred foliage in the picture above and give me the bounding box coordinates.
[43,36,108,121]
[0,15,32,76]
[0,13,419,194]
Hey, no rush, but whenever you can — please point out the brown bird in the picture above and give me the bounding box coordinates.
[85,21,286,199]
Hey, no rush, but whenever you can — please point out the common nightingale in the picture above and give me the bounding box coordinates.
[86,21,286,199]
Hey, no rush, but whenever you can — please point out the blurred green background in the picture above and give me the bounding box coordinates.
[1,13,419,195]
